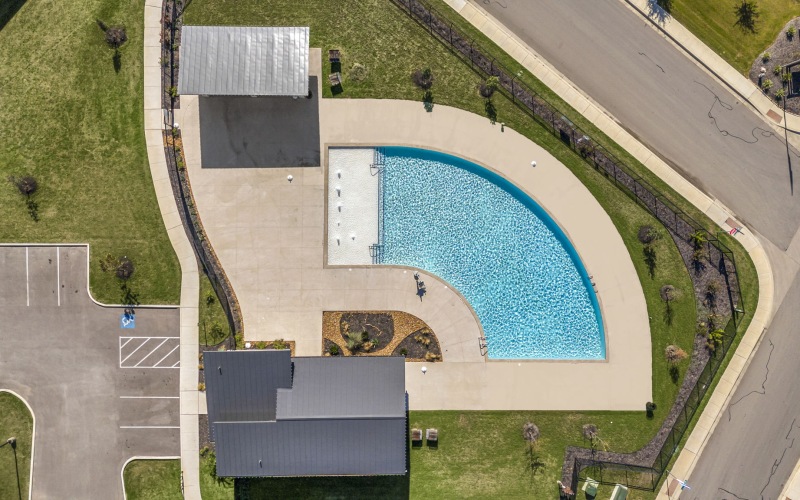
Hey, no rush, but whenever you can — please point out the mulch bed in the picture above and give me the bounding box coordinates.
[322,311,442,361]
[391,327,442,362]
[748,18,800,115]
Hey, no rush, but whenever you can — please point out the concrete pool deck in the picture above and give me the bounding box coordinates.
[177,83,651,411]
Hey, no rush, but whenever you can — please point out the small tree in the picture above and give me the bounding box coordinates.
[411,68,434,90]
[522,421,540,445]
[116,257,135,280]
[734,1,760,33]
[761,78,773,92]
[479,76,500,99]
[8,175,37,196]
[345,330,364,351]
[788,25,797,40]
[689,230,707,249]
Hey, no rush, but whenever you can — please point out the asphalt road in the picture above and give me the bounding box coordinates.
[480,0,800,250]
[473,0,800,497]
[0,246,180,499]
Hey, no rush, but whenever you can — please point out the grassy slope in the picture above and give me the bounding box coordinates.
[182,1,762,498]
[199,271,232,346]
[669,0,800,73]
[0,392,33,500]
[0,0,180,304]
[123,460,183,500]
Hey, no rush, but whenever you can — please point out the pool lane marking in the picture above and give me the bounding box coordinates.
[134,338,169,367]
[25,247,29,307]
[153,344,180,368]
[120,338,150,366]
[56,247,60,306]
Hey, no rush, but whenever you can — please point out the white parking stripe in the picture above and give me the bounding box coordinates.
[56,247,60,306]
[152,345,180,368]
[119,396,179,399]
[134,338,169,367]
[120,338,150,366]
[119,426,180,429]
[25,247,29,307]
[171,361,180,368]
[120,337,133,349]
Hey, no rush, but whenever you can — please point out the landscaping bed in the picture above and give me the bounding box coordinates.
[749,17,800,114]
[322,311,441,361]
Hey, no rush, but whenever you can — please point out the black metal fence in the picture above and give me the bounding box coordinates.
[388,0,747,494]
[160,0,242,348]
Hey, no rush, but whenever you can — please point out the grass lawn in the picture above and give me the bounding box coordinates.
[123,459,183,500]
[186,0,757,497]
[199,271,232,346]
[0,392,33,500]
[667,0,800,74]
[0,0,180,304]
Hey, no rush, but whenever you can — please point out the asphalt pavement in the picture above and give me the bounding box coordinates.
[472,0,800,497]
[0,245,180,499]
[480,0,800,251]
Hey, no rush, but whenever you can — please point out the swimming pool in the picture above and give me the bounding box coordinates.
[379,147,604,360]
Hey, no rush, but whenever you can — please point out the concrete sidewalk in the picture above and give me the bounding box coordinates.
[142,0,202,499]
[442,0,775,498]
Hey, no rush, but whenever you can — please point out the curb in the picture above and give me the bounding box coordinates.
[120,456,181,500]
[0,389,35,500]
[447,1,775,497]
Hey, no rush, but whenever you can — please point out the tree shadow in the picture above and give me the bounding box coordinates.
[113,49,122,73]
[643,245,657,279]
[0,0,27,32]
[663,300,674,326]
[484,98,497,124]
[120,282,140,306]
[525,444,545,479]
[423,90,434,112]
[646,0,671,25]
[734,1,759,33]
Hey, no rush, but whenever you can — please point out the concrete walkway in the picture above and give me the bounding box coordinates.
[142,1,202,498]
[441,0,775,497]
[177,72,652,409]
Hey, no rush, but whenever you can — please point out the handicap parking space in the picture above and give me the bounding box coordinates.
[0,245,181,499]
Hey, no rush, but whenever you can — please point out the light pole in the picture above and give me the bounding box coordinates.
[1,437,22,500]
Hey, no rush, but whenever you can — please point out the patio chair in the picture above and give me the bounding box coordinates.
[426,428,438,447]
[328,72,342,87]
[582,477,599,497]
[328,49,341,63]
[411,428,423,446]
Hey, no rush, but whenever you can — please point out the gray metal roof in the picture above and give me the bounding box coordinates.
[214,419,407,477]
[177,26,309,96]
[204,350,292,430]
[277,357,406,419]
[204,351,407,477]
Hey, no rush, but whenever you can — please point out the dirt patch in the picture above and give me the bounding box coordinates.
[749,18,800,115]
[322,311,441,361]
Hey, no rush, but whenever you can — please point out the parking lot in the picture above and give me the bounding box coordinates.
[0,245,181,499]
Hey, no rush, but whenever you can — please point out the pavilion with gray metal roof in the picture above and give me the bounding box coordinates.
[177,26,310,96]
[204,350,407,477]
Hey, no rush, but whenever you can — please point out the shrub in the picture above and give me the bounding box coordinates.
[400,347,408,356]
[8,175,38,197]
[664,345,688,366]
[329,344,340,356]
[411,67,434,90]
[425,352,441,361]
[646,401,657,418]
[104,26,128,49]
[345,330,364,351]
[774,65,783,76]
[348,63,367,82]
[210,322,225,340]
[782,72,791,84]
[198,383,206,391]
[169,86,178,98]
[762,52,771,62]
[689,230,707,248]
[706,328,724,352]
[788,25,797,39]
[776,88,786,101]
[200,446,210,457]
[522,422,540,443]
[272,339,288,350]
[198,363,204,370]
[205,292,215,306]
[762,78,773,91]
[116,257,135,280]
[582,424,598,441]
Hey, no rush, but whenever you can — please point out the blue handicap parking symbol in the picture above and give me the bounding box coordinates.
[120,313,136,329]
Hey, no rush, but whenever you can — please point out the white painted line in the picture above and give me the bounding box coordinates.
[119,396,179,399]
[56,247,60,306]
[119,426,180,429]
[25,247,29,307]
[120,366,180,369]
[152,344,180,368]
[134,338,169,367]
[120,337,134,349]
[171,361,180,368]
[120,336,180,339]
[120,338,150,366]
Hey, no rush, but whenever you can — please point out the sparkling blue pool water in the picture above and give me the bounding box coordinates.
[380,147,604,360]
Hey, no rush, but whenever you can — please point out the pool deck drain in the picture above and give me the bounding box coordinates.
[177,87,650,410]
